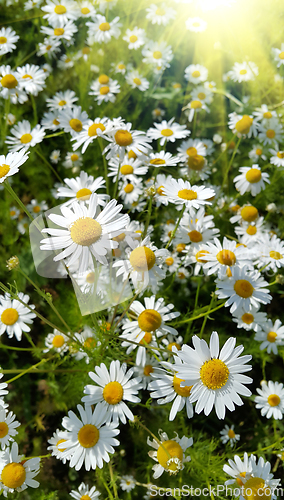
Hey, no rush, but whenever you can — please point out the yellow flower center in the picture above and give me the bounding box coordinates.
[76,188,92,201]
[1,74,18,89]
[165,257,174,266]
[239,69,247,75]
[0,37,7,44]
[98,74,109,84]
[167,342,181,351]
[155,7,165,15]
[192,70,201,78]
[84,337,96,349]
[143,364,153,376]
[0,422,9,438]
[69,118,82,132]
[216,249,236,266]
[81,495,91,500]
[245,168,261,183]
[0,164,10,179]
[279,51,284,59]
[133,77,141,85]
[85,272,95,284]
[186,147,197,157]
[153,50,162,59]
[190,100,202,109]
[267,331,277,343]
[56,438,66,451]
[129,246,156,272]
[234,279,254,298]
[266,129,275,138]
[241,313,254,324]
[235,115,253,134]
[71,153,79,161]
[46,45,52,51]
[156,440,183,472]
[100,85,109,95]
[195,249,209,262]
[10,210,16,216]
[115,130,133,146]
[70,217,102,246]
[269,250,282,260]
[88,123,106,137]
[124,183,134,193]
[78,424,100,448]
[99,22,110,31]
[1,463,26,489]
[200,359,229,390]
[58,100,66,106]
[54,5,67,14]
[160,128,173,137]
[138,309,162,332]
[156,185,165,195]
[118,63,126,70]
[113,233,126,243]
[20,133,32,144]
[173,83,181,89]
[52,334,65,348]
[176,243,186,253]
[246,225,257,235]
[81,7,90,14]
[120,164,134,175]
[103,381,123,405]
[177,189,198,200]
[53,118,60,125]
[244,477,271,500]
[33,205,41,213]
[54,28,64,36]
[228,429,235,438]
[173,375,193,397]
[255,148,262,156]
[129,35,138,43]
[187,155,205,171]
[139,331,152,344]
[240,206,258,222]
[22,74,32,79]
[82,47,90,54]
[263,111,272,119]
[277,151,284,158]
[1,308,19,326]
[268,393,280,406]
[197,92,206,100]
[188,230,202,243]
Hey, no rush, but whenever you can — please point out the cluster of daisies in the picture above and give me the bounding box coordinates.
[1,0,284,497]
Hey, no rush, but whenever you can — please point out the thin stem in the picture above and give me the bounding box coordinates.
[222,136,241,189]
[165,206,185,250]
[212,133,237,166]
[5,358,47,384]
[0,345,34,351]
[199,293,215,338]
[4,181,34,221]
[134,417,171,461]
[30,94,38,126]
[36,149,63,183]
[44,130,65,139]
[114,291,140,329]
[98,137,110,196]
[174,302,225,326]
[143,195,153,239]
[2,96,10,146]
[108,462,118,499]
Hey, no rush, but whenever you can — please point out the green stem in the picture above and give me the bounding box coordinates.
[143,195,153,238]
[5,358,47,384]
[199,293,215,338]
[36,149,63,183]
[165,206,185,250]
[30,94,38,126]
[212,133,237,166]
[2,96,10,146]
[222,136,241,189]
[4,180,34,221]
[98,137,110,196]
[108,462,118,499]
[44,130,65,139]
[0,345,34,351]
[174,302,225,326]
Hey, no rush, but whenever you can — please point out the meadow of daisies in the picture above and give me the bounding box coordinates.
[1,0,284,498]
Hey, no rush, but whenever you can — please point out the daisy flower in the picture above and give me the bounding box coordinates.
[146,3,176,25]
[47,428,71,464]
[120,475,136,492]
[177,208,220,247]
[55,171,108,207]
[228,61,258,82]
[50,150,61,164]
[215,265,272,314]
[63,151,83,169]
[120,295,180,366]
[243,455,281,500]
[232,305,267,332]
[152,107,165,121]
[86,15,121,44]
[40,20,78,43]
[234,218,267,247]
[43,329,70,355]
[89,77,120,104]
[0,373,8,403]
[228,112,259,138]
[70,483,100,500]
[58,53,74,69]
[61,404,119,470]
[184,64,208,84]
[148,430,193,479]
[0,292,36,341]
[147,151,179,168]
[177,138,206,162]
[46,90,78,110]
[123,27,146,49]
[185,17,207,32]
[111,61,127,74]
[234,165,270,196]
[82,360,142,424]
[126,70,149,91]
[184,98,210,122]
[97,0,117,12]
[254,319,284,355]
[253,104,277,123]
[175,331,252,419]
[272,43,284,67]
[230,204,259,225]
[201,237,251,276]
[113,235,168,293]
[258,118,283,146]
[161,178,215,214]
[37,37,61,57]
[118,178,144,205]
[77,1,97,18]
[0,27,19,55]
[5,120,45,152]
[148,364,194,421]
[72,117,111,153]
[0,149,29,184]
[0,442,40,496]
[103,120,152,160]
[58,105,89,137]
[255,381,284,420]
[41,0,78,27]
[0,65,27,104]
[220,425,240,447]
[9,206,20,220]
[0,408,20,450]
[41,110,61,131]
[71,325,100,364]
[254,233,284,272]
[27,199,48,217]
[142,41,173,70]
[269,148,284,167]
[147,118,190,146]
[223,452,253,487]
[40,193,129,271]
[248,144,267,162]
[108,155,148,182]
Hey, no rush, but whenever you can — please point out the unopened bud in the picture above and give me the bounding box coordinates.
[6,256,19,270]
